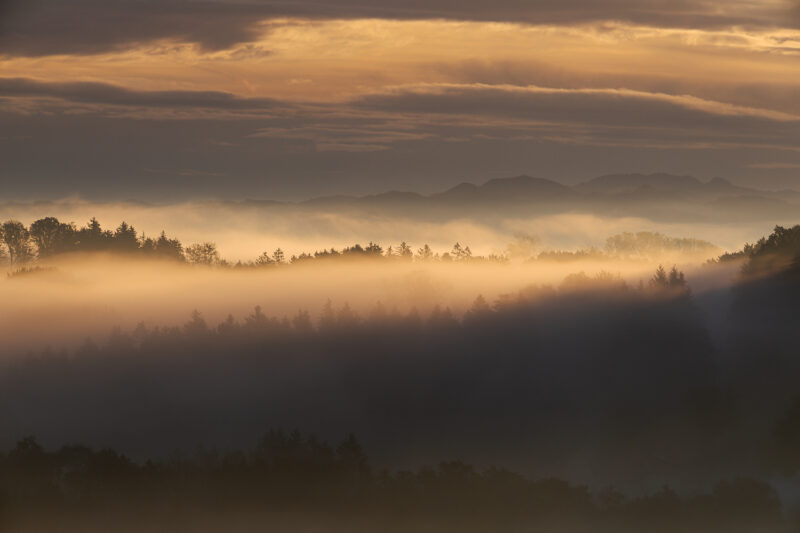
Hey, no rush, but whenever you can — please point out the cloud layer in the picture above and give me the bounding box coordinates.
[1,77,798,198]
[1,2,800,196]
[2,0,796,57]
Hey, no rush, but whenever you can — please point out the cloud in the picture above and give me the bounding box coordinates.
[6,76,793,132]
[0,77,284,111]
[355,83,800,124]
[0,0,274,57]
[0,0,795,58]
[1,78,800,198]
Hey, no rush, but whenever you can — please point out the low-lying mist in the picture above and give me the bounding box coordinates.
[0,198,778,260]
[0,253,735,354]
[2,221,800,525]
[0,203,752,353]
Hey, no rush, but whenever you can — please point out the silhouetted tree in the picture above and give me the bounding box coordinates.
[397,241,413,260]
[112,221,139,252]
[650,265,668,288]
[29,217,76,257]
[738,224,800,276]
[451,242,472,262]
[667,266,686,289]
[1,220,33,266]
[76,217,112,251]
[255,251,273,266]
[154,231,184,261]
[365,242,383,255]
[417,244,434,261]
[185,242,220,265]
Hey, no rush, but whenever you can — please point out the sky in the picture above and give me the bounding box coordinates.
[1,0,800,200]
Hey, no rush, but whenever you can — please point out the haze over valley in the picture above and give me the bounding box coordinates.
[2,1,800,531]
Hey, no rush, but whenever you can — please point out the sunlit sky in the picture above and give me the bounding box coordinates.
[1,0,799,199]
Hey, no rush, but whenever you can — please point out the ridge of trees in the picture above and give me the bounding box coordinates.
[712,224,800,276]
[0,433,789,533]
[1,216,723,270]
[8,262,800,528]
[0,217,506,268]
[81,266,692,347]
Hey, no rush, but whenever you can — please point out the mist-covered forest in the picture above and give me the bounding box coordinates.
[5,0,800,525]
[0,215,720,268]
[0,215,799,530]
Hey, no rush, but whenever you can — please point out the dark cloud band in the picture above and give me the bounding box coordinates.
[0,77,283,110]
[1,0,795,57]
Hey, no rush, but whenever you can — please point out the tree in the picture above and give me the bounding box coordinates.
[1,220,33,266]
[185,242,220,265]
[648,265,688,293]
[365,242,383,256]
[740,224,800,276]
[155,231,184,261]
[139,234,157,254]
[397,241,413,260]
[113,222,139,252]
[29,217,76,257]
[255,251,274,266]
[76,217,112,251]
[667,266,686,288]
[649,265,668,289]
[255,248,285,266]
[183,309,209,335]
[417,244,433,261]
[452,242,472,262]
[464,294,491,323]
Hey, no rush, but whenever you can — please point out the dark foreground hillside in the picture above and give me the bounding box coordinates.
[0,433,793,533]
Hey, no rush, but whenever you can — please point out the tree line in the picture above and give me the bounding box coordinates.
[0,217,184,266]
[713,224,800,276]
[0,216,505,268]
[0,266,722,491]
[0,432,791,533]
[2,216,727,271]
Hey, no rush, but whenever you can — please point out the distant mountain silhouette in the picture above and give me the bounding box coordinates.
[576,173,757,197]
[577,173,704,194]
[359,190,427,205]
[293,172,798,222]
[9,173,791,224]
[431,175,576,203]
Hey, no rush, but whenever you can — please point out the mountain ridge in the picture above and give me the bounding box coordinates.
[301,172,797,206]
